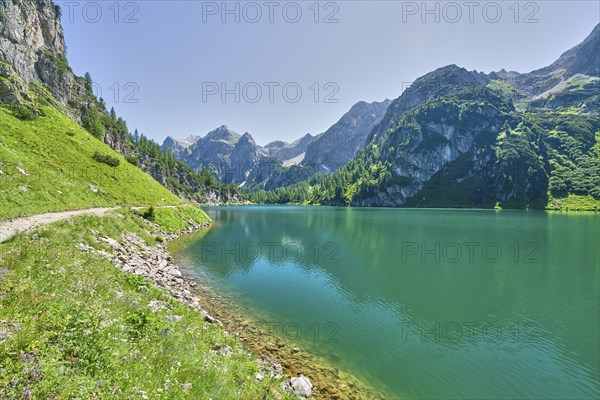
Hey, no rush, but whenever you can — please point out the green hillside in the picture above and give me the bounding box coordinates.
[0,104,182,220]
[0,210,291,399]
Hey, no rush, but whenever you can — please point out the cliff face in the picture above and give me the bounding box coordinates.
[163,100,392,190]
[0,0,86,108]
[302,100,391,172]
[0,0,242,204]
[277,24,599,209]
[0,0,64,79]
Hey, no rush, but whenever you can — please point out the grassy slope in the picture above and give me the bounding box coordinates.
[0,209,290,399]
[133,207,212,234]
[0,96,289,397]
[547,194,600,211]
[0,105,181,220]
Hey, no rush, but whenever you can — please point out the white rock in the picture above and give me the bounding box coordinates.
[101,237,120,248]
[169,269,182,277]
[15,166,29,176]
[290,376,312,398]
[76,243,95,252]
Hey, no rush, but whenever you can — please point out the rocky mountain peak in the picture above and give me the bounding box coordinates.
[180,135,201,147]
[205,125,241,142]
[546,22,599,78]
[496,23,599,98]
[368,65,489,143]
[239,132,257,146]
[263,133,314,163]
[162,136,180,147]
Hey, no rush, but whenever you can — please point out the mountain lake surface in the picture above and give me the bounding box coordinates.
[171,206,599,399]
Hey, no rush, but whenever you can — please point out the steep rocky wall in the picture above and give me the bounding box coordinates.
[0,0,85,107]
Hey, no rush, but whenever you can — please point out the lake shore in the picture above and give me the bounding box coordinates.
[181,275,388,400]
[89,216,315,398]
[105,215,388,399]
[168,230,389,400]
[91,213,387,399]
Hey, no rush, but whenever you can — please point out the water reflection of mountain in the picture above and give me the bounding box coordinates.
[172,206,599,399]
[188,207,598,326]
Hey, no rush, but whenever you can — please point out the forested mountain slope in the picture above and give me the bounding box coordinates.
[252,24,600,210]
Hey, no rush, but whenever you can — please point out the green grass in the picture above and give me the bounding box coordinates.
[0,105,181,220]
[547,194,600,211]
[486,80,523,99]
[134,206,212,234]
[0,209,290,399]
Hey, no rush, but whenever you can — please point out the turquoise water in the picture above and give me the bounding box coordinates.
[173,206,600,399]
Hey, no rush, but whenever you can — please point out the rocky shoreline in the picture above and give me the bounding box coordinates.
[178,271,388,400]
[79,216,386,399]
[78,216,316,399]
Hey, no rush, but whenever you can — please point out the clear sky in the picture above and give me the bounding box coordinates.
[58,1,599,145]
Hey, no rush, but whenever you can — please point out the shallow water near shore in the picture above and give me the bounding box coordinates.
[171,206,600,399]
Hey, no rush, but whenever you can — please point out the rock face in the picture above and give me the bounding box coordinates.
[495,23,600,98]
[163,100,391,190]
[169,125,268,184]
[0,1,64,77]
[264,133,314,165]
[368,66,489,143]
[0,0,86,109]
[290,24,600,209]
[302,100,391,172]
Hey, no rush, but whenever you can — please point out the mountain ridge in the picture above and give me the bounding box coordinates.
[252,23,600,210]
[161,99,392,188]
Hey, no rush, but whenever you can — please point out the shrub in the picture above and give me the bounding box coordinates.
[6,104,39,121]
[142,206,155,221]
[125,155,139,166]
[92,151,120,167]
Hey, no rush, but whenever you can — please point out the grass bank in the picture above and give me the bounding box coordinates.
[0,105,181,220]
[0,206,292,399]
[132,206,212,234]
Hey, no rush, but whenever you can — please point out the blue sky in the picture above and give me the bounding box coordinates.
[58,1,599,145]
